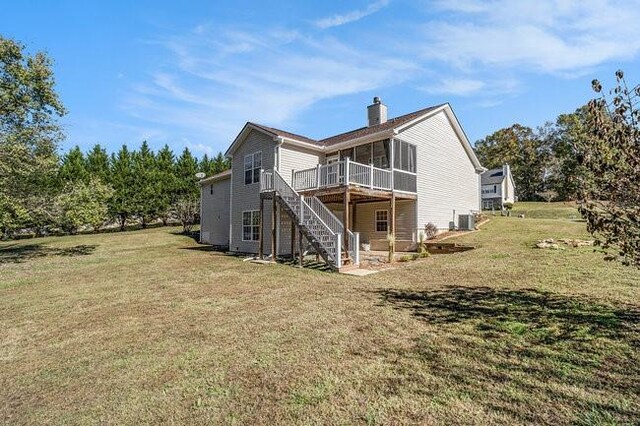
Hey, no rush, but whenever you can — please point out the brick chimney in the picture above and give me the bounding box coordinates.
[367,97,387,127]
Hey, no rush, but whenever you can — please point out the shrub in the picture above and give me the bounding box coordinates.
[417,232,427,253]
[398,255,412,262]
[418,251,430,258]
[424,222,438,240]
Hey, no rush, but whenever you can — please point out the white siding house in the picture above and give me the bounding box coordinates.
[481,164,516,210]
[200,99,485,267]
[200,170,231,246]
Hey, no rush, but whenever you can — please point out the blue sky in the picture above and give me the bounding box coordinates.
[5,0,640,157]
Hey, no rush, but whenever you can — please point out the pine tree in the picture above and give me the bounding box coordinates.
[86,144,110,182]
[58,146,89,184]
[132,141,158,228]
[156,145,177,225]
[109,145,136,231]
[213,152,230,174]
[175,148,199,201]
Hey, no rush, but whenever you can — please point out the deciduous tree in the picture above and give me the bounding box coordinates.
[580,70,640,267]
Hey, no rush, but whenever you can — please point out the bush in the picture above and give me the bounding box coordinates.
[424,222,438,240]
[398,255,412,262]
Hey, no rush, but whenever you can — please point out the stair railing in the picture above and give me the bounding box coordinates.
[268,170,342,268]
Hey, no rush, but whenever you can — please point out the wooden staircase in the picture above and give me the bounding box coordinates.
[262,170,359,271]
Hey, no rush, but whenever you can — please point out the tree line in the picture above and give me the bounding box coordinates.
[474,107,590,202]
[0,35,229,238]
[53,143,230,234]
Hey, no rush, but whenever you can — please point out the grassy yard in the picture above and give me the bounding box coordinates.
[1,203,639,425]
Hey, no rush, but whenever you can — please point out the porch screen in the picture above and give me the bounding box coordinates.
[372,140,390,169]
[355,143,372,165]
[393,140,416,173]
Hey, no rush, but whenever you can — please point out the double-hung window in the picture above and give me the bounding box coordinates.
[242,211,260,241]
[375,210,388,232]
[244,152,262,185]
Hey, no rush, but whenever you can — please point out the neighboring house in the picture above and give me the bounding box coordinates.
[481,164,516,210]
[200,98,485,270]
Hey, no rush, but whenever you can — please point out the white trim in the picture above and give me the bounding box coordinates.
[243,151,262,186]
[241,210,260,242]
[375,209,389,233]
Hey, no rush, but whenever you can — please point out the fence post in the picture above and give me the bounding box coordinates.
[316,164,321,189]
[291,169,295,189]
[354,232,360,265]
[369,164,374,189]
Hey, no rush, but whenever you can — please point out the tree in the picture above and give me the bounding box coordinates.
[58,146,89,183]
[155,144,177,225]
[86,144,110,182]
[0,36,65,236]
[174,148,199,201]
[544,107,591,201]
[131,141,158,228]
[109,145,136,231]
[475,124,549,200]
[54,178,113,234]
[579,70,640,267]
[175,198,199,233]
[212,152,230,174]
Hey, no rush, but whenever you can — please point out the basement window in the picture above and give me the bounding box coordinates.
[375,210,388,232]
[242,211,260,241]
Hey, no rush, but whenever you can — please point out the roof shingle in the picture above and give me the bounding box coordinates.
[248,103,445,148]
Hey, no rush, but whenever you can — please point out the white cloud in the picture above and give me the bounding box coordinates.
[122,26,416,149]
[314,0,390,29]
[424,0,640,73]
[422,78,486,96]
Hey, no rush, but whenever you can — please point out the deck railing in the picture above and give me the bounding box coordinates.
[291,159,416,194]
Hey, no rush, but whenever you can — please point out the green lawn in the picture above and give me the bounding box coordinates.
[1,203,639,425]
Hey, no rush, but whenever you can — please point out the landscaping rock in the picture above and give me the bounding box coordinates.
[535,238,594,249]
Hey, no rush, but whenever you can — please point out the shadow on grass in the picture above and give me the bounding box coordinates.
[375,286,640,424]
[0,244,97,264]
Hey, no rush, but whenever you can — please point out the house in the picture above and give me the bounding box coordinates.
[481,165,516,210]
[200,98,485,270]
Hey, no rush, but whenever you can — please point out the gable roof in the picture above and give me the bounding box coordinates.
[250,123,319,145]
[482,168,506,185]
[224,103,485,172]
[320,105,444,147]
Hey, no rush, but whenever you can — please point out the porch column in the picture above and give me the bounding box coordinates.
[271,196,277,260]
[390,193,396,237]
[343,187,350,253]
[258,197,264,259]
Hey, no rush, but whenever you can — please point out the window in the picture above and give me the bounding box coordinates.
[244,152,262,185]
[242,211,260,241]
[375,210,388,232]
[393,140,416,173]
